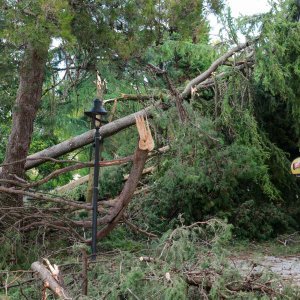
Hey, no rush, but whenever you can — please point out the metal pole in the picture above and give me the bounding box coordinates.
[91,126,101,260]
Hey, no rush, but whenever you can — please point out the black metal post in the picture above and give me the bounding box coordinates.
[84,98,107,260]
[91,126,101,260]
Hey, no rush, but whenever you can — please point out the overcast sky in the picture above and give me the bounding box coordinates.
[209,0,272,39]
[227,0,271,16]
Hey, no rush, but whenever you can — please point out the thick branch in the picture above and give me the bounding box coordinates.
[31,262,71,299]
[194,62,253,91]
[87,146,149,243]
[27,155,133,189]
[146,63,187,122]
[0,105,155,176]
[123,218,158,238]
[30,146,168,190]
[0,186,90,210]
[24,107,153,170]
[181,42,252,98]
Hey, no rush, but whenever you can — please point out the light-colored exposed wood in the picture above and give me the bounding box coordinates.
[135,115,154,151]
[55,175,89,193]
[31,261,71,299]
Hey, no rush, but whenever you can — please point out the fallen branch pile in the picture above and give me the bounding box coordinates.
[2,220,297,299]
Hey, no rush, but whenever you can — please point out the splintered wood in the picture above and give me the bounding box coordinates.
[135,115,154,151]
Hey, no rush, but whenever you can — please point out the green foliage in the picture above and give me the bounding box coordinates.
[2,3,300,299]
[0,231,39,271]
[3,220,300,299]
[26,132,74,189]
[84,219,233,299]
[1,0,74,50]
[139,50,300,239]
[99,165,126,198]
[147,39,216,86]
[140,106,287,239]
[254,0,300,133]
[101,226,145,251]
[59,182,88,202]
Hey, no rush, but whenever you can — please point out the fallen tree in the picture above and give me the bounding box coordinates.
[0,41,254,176]
[0,115,156,244]
[26,105,154,170]
[0,42,256,242]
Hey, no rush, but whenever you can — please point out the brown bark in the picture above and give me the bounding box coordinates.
[103,93,161,104]
[87,146,149,243]
[0,44,48,206]
[81,248,88,296]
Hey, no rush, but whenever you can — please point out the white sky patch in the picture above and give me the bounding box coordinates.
[208,0,272,40]
[227,0,271,17]
[50,37,62,50]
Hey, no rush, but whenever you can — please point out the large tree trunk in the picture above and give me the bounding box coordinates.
[23,105,154,170]
[0,44,48,206]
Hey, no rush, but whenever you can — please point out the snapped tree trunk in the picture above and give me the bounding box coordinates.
[18,105,154,170]
[0,43,48,207]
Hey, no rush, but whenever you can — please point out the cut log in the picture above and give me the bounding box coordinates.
[31,261,71,299]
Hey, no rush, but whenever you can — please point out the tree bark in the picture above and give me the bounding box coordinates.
[87,146,149,243]
[0,44,48,206]
[23,105,154,170]
[181,41,251,98]
[31,261,71,299]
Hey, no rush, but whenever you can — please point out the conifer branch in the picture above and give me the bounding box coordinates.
[181,41,254,98]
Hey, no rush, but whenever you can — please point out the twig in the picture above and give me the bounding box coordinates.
[0,156,83,168]
[127,288,141,300]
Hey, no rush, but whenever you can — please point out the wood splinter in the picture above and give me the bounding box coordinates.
[135,115,154,151]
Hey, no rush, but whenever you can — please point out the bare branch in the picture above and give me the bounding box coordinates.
[104,93,161,104]
[123,218,158,238]
[0,186,90,210]
[181,41,253,98]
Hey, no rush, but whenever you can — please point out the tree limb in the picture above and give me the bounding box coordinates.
[181,41,253,98]
[24,105,155,170]
[104,93,161,104]
[31,262,71,299]
[0,186,91,210]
